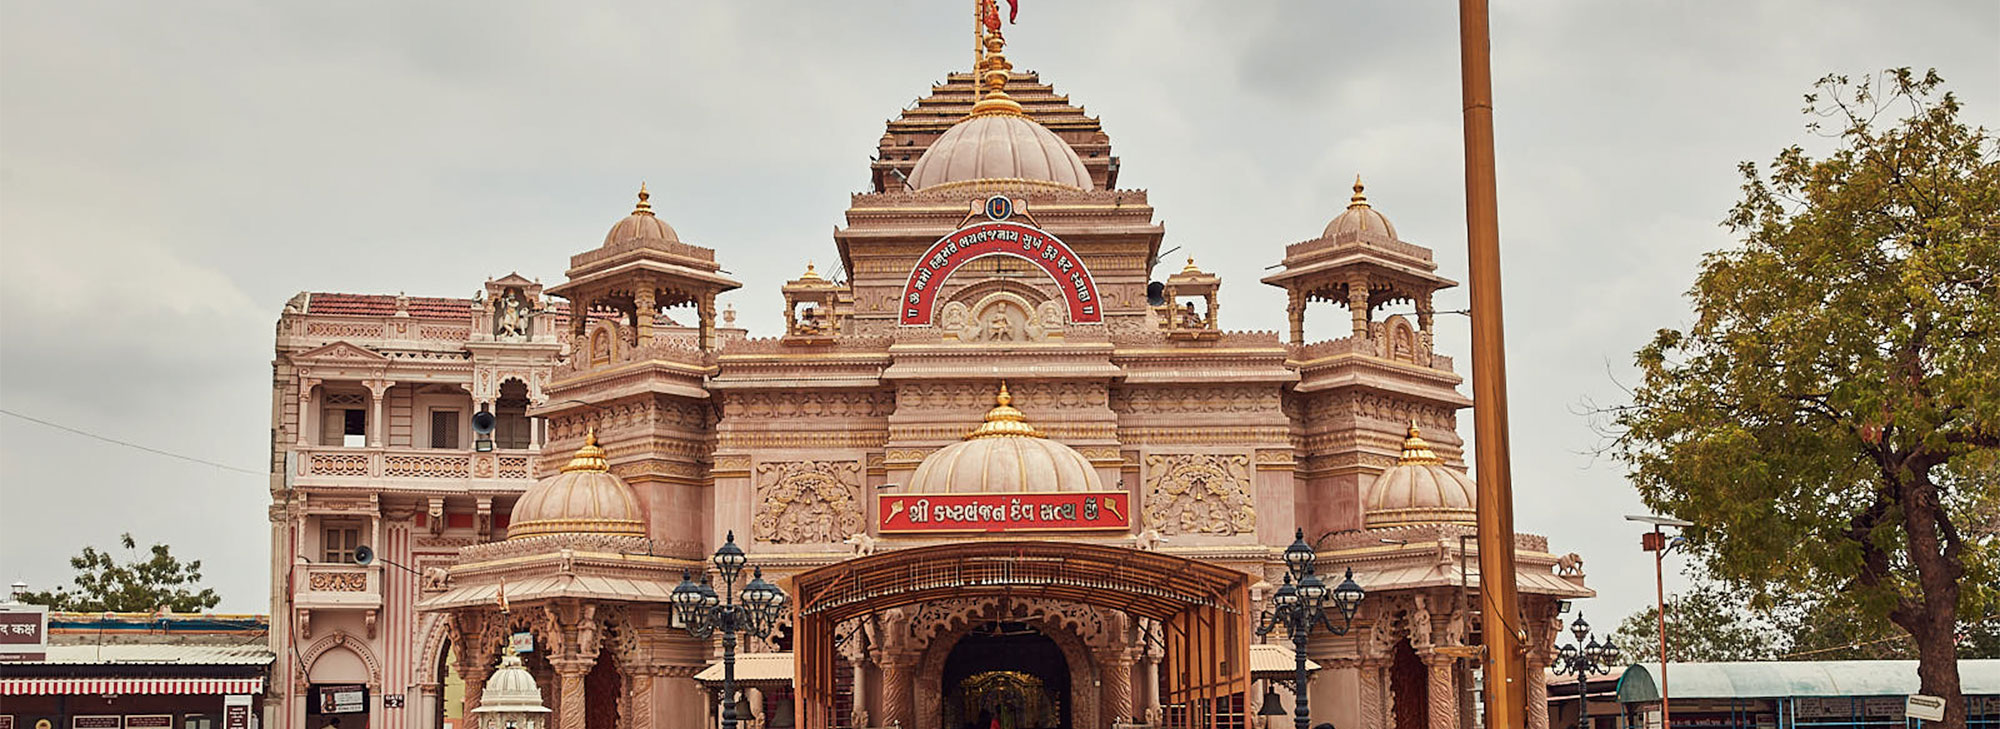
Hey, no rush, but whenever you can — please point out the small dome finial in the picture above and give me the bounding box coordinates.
[1183,256,1200,273]
[633,183,654,216]
[562,429,610,473]
[1350,175,1370,208]
[968,381,1042,439]
[1398,421,1441,465]
[801,261,821,280]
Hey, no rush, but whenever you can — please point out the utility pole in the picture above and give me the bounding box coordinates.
[1457,2,1530,729]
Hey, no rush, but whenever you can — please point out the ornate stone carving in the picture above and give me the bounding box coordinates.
[1141,453,1257,536]
[309,571,368,592]
[752,460,864,544]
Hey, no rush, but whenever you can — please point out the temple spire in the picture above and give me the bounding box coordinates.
[969,0,1023,117]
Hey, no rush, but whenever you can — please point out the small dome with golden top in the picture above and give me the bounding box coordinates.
[507,430,647,539]
[1364,423,1475,528]
[603,183,681,247]
[907,33,1091,191]
[471,646,550,717]
[1323,175,1398,241]
[905,383,1102,493]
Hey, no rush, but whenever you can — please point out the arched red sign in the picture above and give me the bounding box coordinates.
[899,220,1102,325]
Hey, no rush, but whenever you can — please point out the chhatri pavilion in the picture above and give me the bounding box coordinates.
[264,7,1590,729]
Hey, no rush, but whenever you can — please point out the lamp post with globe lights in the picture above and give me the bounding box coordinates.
[671,531,788,729]
[1550,613,1619,729]
[1257,528,1367,729]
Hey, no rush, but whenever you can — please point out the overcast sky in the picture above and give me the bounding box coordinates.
[2,1,1995,637]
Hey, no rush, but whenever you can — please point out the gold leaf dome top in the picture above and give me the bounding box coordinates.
[1364,423,1474,528]
[906,30,1090,192]
[507,431,648,539]
[905,383,1103,494]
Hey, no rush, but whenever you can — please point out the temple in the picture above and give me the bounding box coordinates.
[265,7,1590,729]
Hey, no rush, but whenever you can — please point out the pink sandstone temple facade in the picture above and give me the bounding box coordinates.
[265,13,1590,729]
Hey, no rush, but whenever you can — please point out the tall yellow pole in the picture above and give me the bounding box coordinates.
[1457,2,1531,729]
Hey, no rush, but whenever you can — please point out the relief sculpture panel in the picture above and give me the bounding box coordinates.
[752,460,865,544]
[1141,453,1257,536]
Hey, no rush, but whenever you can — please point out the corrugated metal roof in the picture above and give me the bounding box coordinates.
[33,644,273,666]
[1616,660,2000,702]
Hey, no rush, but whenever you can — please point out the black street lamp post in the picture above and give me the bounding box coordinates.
[1257,528,1367,729]
[1550,613,1619,729]
[671,531,789,729]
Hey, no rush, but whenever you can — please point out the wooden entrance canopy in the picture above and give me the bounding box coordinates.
[789,540,1253,729]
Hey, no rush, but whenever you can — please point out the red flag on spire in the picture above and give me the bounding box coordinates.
[1006,0,1018,24]
[980,0,1001,31]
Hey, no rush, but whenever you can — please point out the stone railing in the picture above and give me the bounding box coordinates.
[289,315,475,348]
[1281,231,1436,265]
[298,447,538,482]
[295,564,381,609]
[1289,335,1456,374]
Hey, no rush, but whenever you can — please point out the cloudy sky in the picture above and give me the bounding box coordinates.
[2,1,1994,636]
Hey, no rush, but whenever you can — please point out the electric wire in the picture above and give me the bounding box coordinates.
[0,408,262,475]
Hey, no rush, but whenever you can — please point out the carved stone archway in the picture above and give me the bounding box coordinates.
[909,598,1110,729]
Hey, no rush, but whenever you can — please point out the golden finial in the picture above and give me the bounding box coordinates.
[969,25,1024,117]
[632,182,654,216]
[1349,175,1371,209]
[801,261,822,280]
[968,381,1043,439]
[1397,421,1442,466]
[1183,256,1200,273]
[560,428,611,473]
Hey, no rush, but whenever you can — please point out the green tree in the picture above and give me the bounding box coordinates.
[1611,580,1785,663]
[1610,69,1998,729]
[17,533,220,612]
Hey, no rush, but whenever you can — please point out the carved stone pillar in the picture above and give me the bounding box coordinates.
[551,658,595,729]
[1416,292,1436,347]
[627,669,654,729]
[1286,290,1306,346]
[362,379,394,447]
[460,666,492,716]
[878,650,917,728]
[1527,657,1550,729]
[699,292,718,352]
[839,639,871,728]
[633,287,656,344]
[1100,648,1136,724]
[296,376,321,446]
[1424,655,1457,729]
[1359,658,1389,729]
[1348,277,1372,338]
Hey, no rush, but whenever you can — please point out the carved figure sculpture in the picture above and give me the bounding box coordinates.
[421,567,450,592]
[1556,552,1585,576]
[843,532,878,556]
[752,461,864,544]
[1132,528,1170,551]
[495,290,538,340]
[1141,453,1257,536]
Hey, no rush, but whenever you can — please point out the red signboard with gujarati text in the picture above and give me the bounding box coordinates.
[879,491,1130,533]
[899,220,1102,326]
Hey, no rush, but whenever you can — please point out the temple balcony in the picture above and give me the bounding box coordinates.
[293,563,382,611]
[294,446,539,490]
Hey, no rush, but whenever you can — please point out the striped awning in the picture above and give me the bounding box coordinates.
[0,678,264,695]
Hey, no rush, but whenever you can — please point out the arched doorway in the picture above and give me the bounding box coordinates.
[791,540,1252,729]
[583,645,621,729]
[941,623,1070,729]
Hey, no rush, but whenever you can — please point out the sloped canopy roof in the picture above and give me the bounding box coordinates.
[1615,660,2000,703]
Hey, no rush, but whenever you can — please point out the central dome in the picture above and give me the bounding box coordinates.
[1323,176,1398,240]
[907,113,1093,191]
[603,184,680,247]
[906,31,1092,192]
[906,384,1103,493]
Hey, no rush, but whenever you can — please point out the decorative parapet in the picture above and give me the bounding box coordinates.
[297,447,538,482]
[296,564,383,610]
[1281,233,1436,268]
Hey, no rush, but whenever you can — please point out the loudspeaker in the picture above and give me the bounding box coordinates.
[353,545,374,566]
[1146,281,1166,307]
[472,410,496,435]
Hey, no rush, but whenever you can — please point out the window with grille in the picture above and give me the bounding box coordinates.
[430,410,461,449]
[322,526,361,564]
